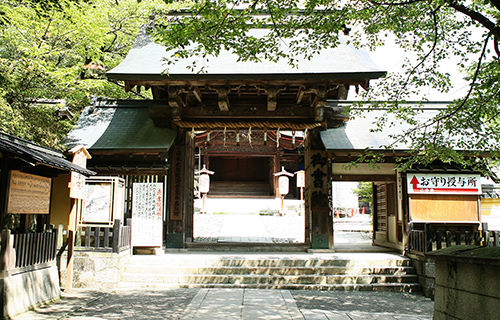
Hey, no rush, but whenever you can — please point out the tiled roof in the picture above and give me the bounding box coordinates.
[107,26,386,81]
[0,132,95,176]
[321,103,468,151]
[63,101,177,152]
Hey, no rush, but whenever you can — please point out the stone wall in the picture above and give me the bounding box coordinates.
[428,246,500,320]
[59,249,130,290]
[408,253,435,299]
[1,265,61,319]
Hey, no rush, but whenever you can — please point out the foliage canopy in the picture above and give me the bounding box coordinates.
[152,0,500,173]
[0,0,172,148]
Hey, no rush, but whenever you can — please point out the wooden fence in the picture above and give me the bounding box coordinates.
[408,228,500,254]
[0,229,58,272]
[58,219,131,253]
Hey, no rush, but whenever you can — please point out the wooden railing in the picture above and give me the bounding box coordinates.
[58,219,131,253]
[408,227,500,254]
[0,229,58,272]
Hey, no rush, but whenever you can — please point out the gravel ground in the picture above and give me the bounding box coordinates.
[193,212,374,245]
[193,212,305,243]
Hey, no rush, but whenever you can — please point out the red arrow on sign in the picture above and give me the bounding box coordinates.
[410,175,419,191]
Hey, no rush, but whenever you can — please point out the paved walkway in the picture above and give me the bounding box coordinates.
[218,214,274,243]
[14,288,434,320]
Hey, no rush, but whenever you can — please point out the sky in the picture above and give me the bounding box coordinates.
[346,33,473,102]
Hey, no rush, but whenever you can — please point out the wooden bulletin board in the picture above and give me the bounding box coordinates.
[7,171,51,214]
[409,194,479,222]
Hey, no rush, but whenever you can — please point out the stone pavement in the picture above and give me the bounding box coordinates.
[14,287,433,320]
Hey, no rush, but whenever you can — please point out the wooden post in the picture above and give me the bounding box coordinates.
[66,145,91,292]
[65,199,78,291]
[445,231,452,247]
[436,231,442,250]
[0,230,15,271]
[465,231,472,245]
[113,219,121,253]
[57,224,64,249]
[455,231,462,246]
[492,231,499,247]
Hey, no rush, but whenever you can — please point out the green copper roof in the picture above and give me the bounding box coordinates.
[64,103,176,151]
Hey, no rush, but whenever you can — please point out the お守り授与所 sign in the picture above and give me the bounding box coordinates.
[407,173,481,195]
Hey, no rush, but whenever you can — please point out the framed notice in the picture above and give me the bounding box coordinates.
[83,182,113,223]
[81,177,125,226]
[132,183,163,247]
[7,171,51,214]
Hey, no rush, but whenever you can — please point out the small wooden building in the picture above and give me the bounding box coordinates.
[321,102,484,251]
[0,132,94,318]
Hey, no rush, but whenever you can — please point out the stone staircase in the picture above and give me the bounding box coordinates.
[118,252,421,292]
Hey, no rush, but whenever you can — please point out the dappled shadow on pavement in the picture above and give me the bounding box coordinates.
[291,290,434,316]
[68,288,199,320]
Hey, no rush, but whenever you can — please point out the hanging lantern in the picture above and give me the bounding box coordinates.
[292,130,296,148]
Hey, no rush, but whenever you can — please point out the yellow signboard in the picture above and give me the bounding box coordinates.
[7,171,51,214]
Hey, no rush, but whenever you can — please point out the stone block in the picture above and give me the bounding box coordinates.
[2,266,61,319]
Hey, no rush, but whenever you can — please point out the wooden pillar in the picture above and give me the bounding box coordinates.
[166,145,185,248]
[0,157,9,230]
[304,129,332,249]
[183,132,195,243]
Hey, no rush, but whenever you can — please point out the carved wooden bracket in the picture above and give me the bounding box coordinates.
[312,86,328,122]
[168,87,184,121]
[215,87,230,111]
[266,87,278,111]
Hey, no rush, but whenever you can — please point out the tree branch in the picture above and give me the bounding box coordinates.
[446,0,500,38]
[395,6,440,101]
[389,33,492,147]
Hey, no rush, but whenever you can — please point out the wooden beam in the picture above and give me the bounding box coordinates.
[216,87,230,111]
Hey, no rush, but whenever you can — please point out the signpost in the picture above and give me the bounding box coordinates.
[67,145,91,292]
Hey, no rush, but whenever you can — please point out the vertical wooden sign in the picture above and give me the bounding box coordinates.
[69,146,91,199]
[169,146,184,221]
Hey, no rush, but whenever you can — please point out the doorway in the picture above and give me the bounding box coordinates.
[332,181,373,250]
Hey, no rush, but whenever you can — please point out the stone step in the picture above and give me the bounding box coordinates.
[120,273,418,285]
[118,253,421,292]
[123,255,412,268]
[185,243,309,252]
[123,265,415,276]
[117,281,422,292]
